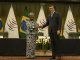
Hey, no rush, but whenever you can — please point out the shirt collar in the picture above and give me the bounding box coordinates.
[51,11,55,14]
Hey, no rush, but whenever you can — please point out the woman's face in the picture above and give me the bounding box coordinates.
[30,15,35,20]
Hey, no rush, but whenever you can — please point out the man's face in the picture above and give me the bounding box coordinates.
[49,6,55,13]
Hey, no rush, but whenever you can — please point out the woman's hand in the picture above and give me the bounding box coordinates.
[35,24,43,29]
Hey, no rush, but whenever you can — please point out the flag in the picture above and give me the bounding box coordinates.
[63,6,77,39]
[5,5,19,38]
[0,18,3,32]
[37,6,48,37]
[20,6,30,34]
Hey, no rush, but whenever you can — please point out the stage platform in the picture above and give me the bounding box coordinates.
[0,38,80,56]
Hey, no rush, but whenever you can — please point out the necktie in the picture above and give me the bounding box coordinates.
[51,13,53,17]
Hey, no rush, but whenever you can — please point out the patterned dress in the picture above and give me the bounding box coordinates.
[26,20,38,58]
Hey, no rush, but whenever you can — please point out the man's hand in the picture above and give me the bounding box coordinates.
[39,25,43,28]
[35,24,43,29]
[57,30,60,35]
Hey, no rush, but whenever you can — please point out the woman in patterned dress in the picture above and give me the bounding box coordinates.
[26,12,38,59]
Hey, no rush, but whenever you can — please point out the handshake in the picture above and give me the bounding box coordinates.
[35,24,43,29]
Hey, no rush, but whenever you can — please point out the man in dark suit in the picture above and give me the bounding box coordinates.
[38,5,62,60]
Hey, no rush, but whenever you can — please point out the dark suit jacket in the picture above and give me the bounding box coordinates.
[43,12,62,35]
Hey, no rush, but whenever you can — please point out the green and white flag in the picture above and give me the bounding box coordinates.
[63,6,77,39]
[20,6,30,34]
[5,5,19,38]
